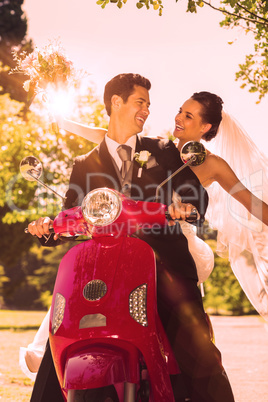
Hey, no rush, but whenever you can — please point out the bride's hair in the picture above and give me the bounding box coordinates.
[191,91,223,141]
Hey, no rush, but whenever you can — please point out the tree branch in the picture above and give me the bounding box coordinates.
[236,1,268,23]
[202,1,268,27]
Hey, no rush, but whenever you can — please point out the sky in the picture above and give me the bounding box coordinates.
[22,0,268,155]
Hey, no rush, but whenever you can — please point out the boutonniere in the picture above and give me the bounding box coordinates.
[134,150,151,177]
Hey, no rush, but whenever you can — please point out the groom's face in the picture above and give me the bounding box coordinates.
[118,85,150,136]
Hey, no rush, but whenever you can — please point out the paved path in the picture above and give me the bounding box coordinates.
[1,316,266,401]
[210,316,268,402]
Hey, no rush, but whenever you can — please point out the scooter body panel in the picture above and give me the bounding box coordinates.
[50,235,178,401]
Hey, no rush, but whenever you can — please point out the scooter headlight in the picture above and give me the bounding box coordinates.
[82,188,122,227]
[51,293,66,335]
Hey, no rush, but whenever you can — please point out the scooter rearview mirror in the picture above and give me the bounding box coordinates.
[20,155,65,202]
[155,141,207,202]
[20,156,43,182]
[180,141,206,166]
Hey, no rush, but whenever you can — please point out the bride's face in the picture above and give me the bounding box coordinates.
[173,98,208,142]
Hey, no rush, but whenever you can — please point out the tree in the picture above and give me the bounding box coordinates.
[0,83,108,309]
[0,0,34,104]
[0,0,109,309]
[2,241,75,310]
[96,0,268,101]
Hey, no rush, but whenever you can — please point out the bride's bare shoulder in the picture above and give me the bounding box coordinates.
[205,149,223,164]
[205,150,231,174]
[190,150,227,187]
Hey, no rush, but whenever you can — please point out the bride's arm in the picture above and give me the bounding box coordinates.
[57,118,107,144]
[211,155,268,226]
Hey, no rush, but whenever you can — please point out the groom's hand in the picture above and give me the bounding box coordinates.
[168,202,200,224]
[27,217,59,240]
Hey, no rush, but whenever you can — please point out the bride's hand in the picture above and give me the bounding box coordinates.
[168,202,199,224]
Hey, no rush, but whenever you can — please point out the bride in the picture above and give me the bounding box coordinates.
[20,91,268,380]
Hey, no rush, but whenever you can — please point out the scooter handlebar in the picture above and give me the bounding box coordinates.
[165,210,198,224]
[24,226,55,234]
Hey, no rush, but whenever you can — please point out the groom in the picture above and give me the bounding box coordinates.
[28,73,234,401]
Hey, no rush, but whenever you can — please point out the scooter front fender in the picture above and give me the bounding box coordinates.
[63,346,134,390]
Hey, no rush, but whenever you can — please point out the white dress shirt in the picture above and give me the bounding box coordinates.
[105,134,137,170]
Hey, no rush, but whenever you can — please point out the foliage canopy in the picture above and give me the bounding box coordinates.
[96,0,268,101]
[0,85,108,308]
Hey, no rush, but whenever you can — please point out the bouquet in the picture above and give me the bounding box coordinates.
[10,39,82,104]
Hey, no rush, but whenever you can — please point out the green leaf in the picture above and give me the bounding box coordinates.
[229,0,237,7]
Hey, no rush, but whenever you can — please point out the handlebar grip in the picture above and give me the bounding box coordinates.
[185,211,198,223]
[24,226,55,234]
[165,212,172,221]
[165,211,198,223]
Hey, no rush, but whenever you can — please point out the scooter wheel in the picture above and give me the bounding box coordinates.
[74,385,119,402]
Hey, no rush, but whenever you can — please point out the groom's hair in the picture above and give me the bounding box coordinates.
[104,73,151,116]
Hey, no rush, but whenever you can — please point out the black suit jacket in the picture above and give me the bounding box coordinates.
[61,136,208,280]
[65,136,207,213]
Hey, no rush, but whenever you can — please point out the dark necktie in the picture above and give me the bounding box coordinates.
[117,144,132,180]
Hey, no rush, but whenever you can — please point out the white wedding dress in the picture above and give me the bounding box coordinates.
[205,111,268,321]
[19,307,50,381]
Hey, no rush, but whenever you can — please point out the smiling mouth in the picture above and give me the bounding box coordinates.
[137,116,145,124]
[175,123,184,131]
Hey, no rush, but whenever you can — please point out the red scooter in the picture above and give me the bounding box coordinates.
[21,141,207,402]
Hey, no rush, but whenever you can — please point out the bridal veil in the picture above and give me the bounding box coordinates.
[205,111,268,320]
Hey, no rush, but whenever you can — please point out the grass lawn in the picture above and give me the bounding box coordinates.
[0,310,47,401]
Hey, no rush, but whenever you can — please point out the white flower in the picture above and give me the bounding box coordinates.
[134,150,151,168]
[23,80,31,92]
[139,150,151,162]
